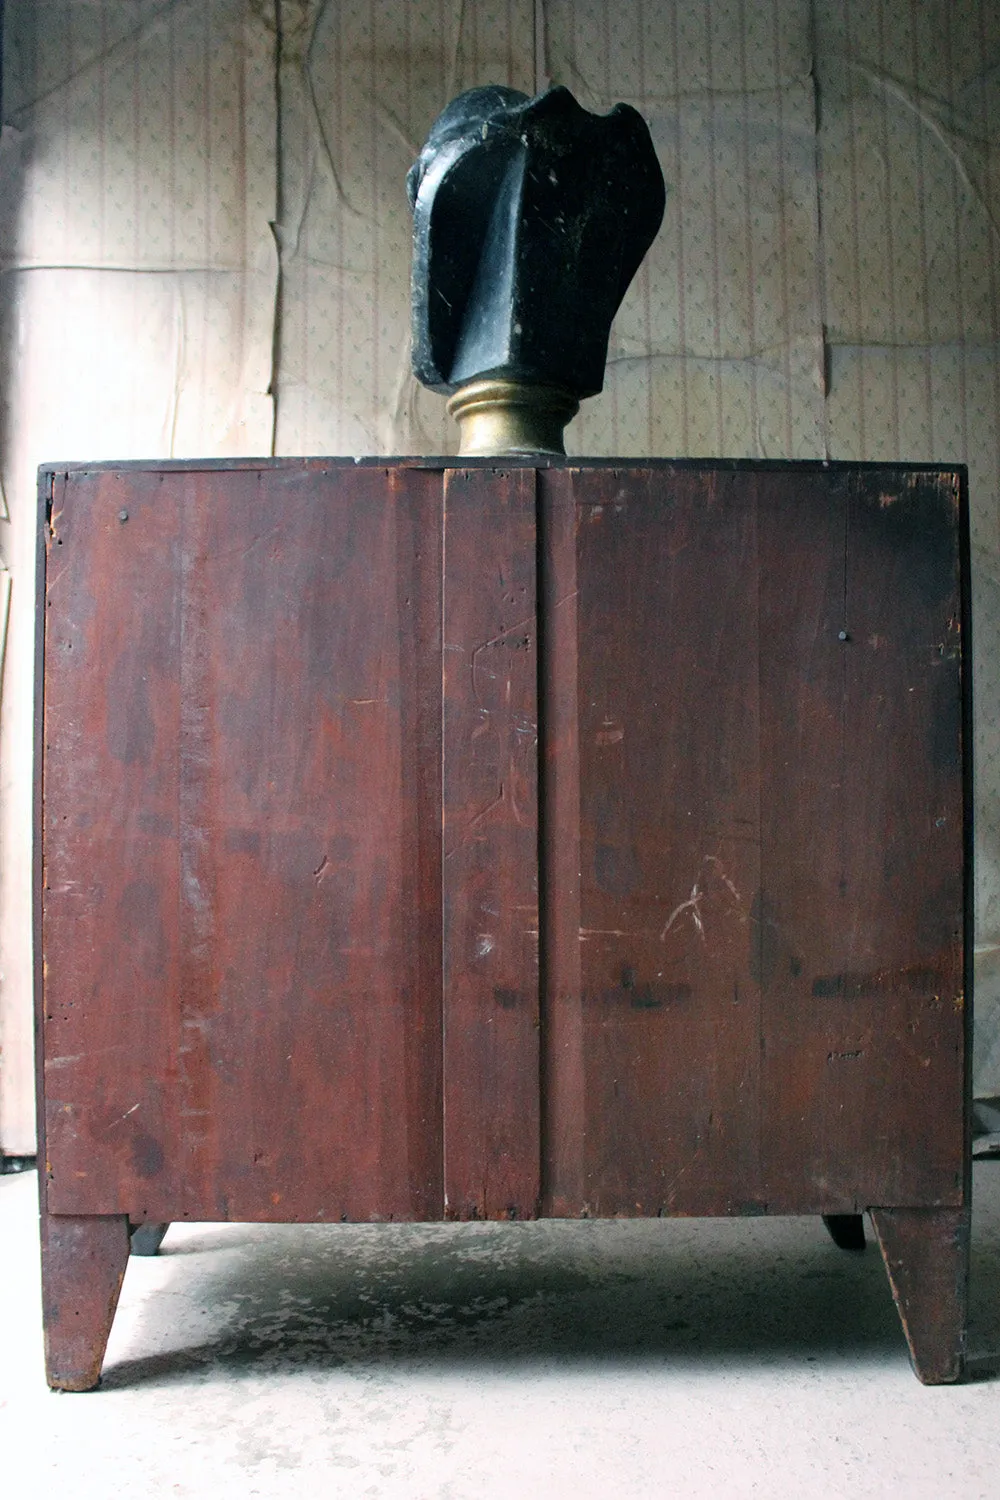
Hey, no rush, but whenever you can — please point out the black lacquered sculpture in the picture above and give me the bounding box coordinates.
[408,85,666,455]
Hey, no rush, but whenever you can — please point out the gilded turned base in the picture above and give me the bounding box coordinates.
[447,378,580,457]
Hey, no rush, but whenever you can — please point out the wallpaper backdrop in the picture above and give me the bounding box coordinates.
[1,0,998,1149]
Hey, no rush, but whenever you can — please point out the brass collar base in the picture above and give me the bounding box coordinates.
[447,378,580,457]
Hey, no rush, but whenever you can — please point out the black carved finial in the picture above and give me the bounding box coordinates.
[408,85,665,453]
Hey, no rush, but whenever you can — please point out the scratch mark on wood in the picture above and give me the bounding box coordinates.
[660,881,705,941]
[703,854,742,904]
[107,1103,140,1129]
[445,785,506,858]
[470,613,534,703]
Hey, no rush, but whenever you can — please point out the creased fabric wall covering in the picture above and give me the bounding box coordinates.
[2,0,1000,1149]
[541,0,824,459]
[0,0,277,454]
[271,0,536,456]
[272,0,824,458]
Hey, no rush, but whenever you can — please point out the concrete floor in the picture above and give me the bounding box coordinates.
[2,1167,999,1498]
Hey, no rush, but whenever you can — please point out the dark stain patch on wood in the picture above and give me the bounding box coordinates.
[812,966,944,1000]
[611,972,693,1009]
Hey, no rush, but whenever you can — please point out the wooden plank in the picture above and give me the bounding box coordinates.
[541,468,762,1216]
[538,471,585,1215]
[42,470,183,1218]
[870,1207,969,1383]
[441,467,540,1220]
[759,470,966,1212]
[42,464,444,1222]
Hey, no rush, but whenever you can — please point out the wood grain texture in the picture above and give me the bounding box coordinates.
[540,464,967,1220]
[758,470,966,1212]
[40,1211,131,1390]
[36,458,970,1385]
[441,468,540,1220]
[42,465,444,1222]
[538,472,585,1214]
[870,1206,969,1383]
[39,460,968,1255]
[541,468,763,1216]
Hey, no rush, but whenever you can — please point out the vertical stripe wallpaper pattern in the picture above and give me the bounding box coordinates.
[1,0,999,1148]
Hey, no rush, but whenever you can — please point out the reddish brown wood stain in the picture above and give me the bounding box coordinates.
[757,470,965,1211]
[541,469,763,1216]
[38,459,970,1386]
[43,466,444,1222]
[538,467,965,1220]
[442,468,540,1220]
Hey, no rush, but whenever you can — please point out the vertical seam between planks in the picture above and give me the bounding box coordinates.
[957,467,974,1198]
[755,476,765,1204]
[35,473,57,1198]
[535,468,548,1215]
[839,478,850,908]
[171,473,186,1215]
[440,471,449,1214]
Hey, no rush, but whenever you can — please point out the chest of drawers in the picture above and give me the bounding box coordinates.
[36,459,970,1386]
